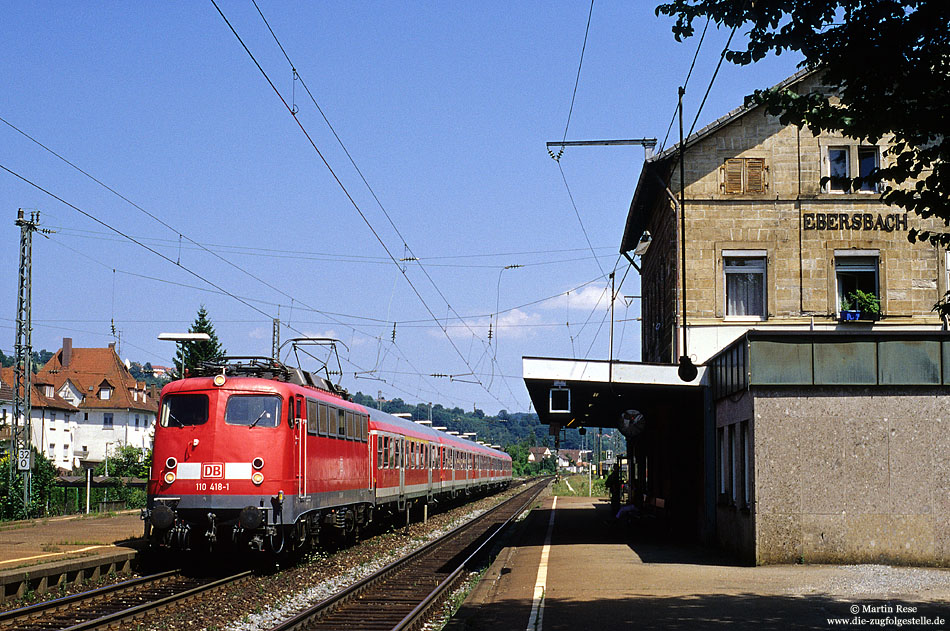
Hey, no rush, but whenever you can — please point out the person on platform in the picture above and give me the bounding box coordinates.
[606,464,622,515]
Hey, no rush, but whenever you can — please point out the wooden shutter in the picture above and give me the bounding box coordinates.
[723,158,743,193]
[746,158,766,193]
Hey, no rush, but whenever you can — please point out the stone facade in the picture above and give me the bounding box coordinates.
[632,71,944,365]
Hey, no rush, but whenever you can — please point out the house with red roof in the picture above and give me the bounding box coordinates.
[34,338,159,469]
[0,365,79,471]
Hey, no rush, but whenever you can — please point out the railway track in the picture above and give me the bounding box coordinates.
[0,568,252,631]
[269,478,549,631]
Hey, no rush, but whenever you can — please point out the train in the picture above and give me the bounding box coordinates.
[143,358,512,553]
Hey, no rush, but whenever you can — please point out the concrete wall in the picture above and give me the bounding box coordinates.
[751,386,950,566]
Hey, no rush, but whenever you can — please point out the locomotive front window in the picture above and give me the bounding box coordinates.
[225,395,281,428]
[161,394,209,427]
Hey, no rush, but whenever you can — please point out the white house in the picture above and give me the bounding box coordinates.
[34,338,159,469]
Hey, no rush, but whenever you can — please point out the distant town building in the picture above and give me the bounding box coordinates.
[527,446,552,463]
[150,365,173,380]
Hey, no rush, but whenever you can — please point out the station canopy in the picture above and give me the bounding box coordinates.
[522,356,706,432]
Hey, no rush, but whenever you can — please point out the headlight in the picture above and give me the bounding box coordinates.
[251,472,264,485]
[213,374,226,386]
[163,471,176,484]
[252,457,264,470]
[165,457,177,469]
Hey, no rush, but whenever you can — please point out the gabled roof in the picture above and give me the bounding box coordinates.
[651,67,817,163]
[0,367,79,412]
[37,342,157,414]
[620,68,818,254]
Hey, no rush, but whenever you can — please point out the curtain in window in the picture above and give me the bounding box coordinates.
[726,273,763,315]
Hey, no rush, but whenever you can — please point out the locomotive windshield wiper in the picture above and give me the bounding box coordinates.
[248,411,269,428]
[166,412,184,427]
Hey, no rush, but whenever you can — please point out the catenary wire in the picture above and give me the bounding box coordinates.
[560,0,595,146]
[247,0,524,409]
[0,163,463,407]
[212,0,515,411]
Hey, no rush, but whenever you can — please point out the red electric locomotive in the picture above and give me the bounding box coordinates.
[144,358,511,553]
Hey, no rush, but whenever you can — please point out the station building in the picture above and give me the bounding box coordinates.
[524,70,950,565]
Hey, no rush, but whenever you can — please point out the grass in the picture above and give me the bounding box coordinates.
[551,474,608,497]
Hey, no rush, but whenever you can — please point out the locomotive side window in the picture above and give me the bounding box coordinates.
[345,411,355,441]
[337,408,346,438]
[318,403,329,435]
[306,399,318,434]
[360,414,368,442]
[225,395,281,428]
[160,394,208,427]
[377,435,384,469]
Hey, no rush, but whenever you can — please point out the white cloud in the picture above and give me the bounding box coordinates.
[543,284,620,312]
[248,326,269,340]
[430,308,547,342]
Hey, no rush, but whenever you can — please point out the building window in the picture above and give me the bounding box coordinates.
[728,424,737,504]
[835,252,879,312]
[825,145,880,193]
[103,413,114,428]
[62,444,69,460]
[99,387,111,400]
[45,385,54,398]
[49,442,55,455]
[740,421,750,508]
[857,146,880,192]
[828,146,850,192]
[717,427,727,497]
[134,415,140,428]
[724,253,767,318]
[722,158,767,194]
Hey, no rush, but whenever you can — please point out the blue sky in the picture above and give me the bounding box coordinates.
[0,2,802,414]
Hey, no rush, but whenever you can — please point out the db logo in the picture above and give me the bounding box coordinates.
[202,463,224,479]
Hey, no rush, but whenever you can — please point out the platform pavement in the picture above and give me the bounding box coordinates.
[0,511,143,570]
[448,494,950,631]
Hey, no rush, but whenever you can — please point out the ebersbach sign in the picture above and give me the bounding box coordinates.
[803,212,908,232]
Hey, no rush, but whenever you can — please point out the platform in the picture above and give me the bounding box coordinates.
[449,495,950,630]
[0,511,144,602]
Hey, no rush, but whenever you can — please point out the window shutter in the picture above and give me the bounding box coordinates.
[746,158,766,192]
[723,159,743,194]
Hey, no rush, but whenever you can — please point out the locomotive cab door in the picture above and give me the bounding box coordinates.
[295,395,308,500]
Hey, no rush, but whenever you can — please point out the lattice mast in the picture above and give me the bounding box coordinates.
[12,209,40,509]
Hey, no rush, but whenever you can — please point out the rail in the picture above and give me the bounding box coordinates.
[269,478,549,631]
[0,569,252,631]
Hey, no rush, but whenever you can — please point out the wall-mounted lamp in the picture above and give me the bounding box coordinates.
[623,231,653,273]
[633,231,652,257]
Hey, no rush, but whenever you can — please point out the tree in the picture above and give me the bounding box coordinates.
[656,1,949,247]
[94,444,151,509]
[0,449,58,520]
[175,305,226,376]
